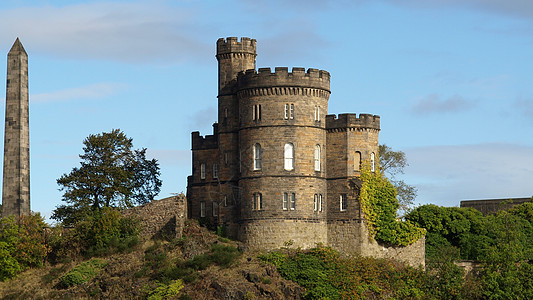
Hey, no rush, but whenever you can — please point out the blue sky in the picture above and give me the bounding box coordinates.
[0,0,532,221]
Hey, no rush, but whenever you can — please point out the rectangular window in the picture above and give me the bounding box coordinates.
[290,104,294,119]
[314,105,320,121]
[283,193,288,210]
[340,194,347,211]
[314,145,321,171]
[284,143,294,171]
[200,201,206,217]
[200,163,206,179]
[284,104,289,119]
[253,193,263,210]
[254,144,262,170]
[213,164,218,179]
[213,202,219,217]
[290,193,296,210]
[223,195,228,207]
[314,194,318,211]
[224,152,229,166]
[252,104,261,121]
[319,194,323,212]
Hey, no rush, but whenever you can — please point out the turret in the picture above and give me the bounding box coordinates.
[216,37,257,95]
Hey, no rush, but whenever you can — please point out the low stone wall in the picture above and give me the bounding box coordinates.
[328,219,425,268]
[239,219,328,250]
[123,194,187,239]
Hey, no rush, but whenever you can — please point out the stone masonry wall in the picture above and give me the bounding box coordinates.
[123,195,187,239]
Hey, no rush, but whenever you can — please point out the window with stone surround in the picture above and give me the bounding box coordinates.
[371,152,376,172]
[284,143,294,171]
[200,163,206,179]
[200,201,206,217]
[253,143,262,170]
[290,193,296,210]
[213,164,219,178]
[340,194,347,211]
[223,195,228,207]
[319,194,323,212]
[354,151,361,171]
[314,105,320,121]
[213,201,219,217]
[284,103,294,119]
[253,104,261,121]
[314,144,321,171]
[253,193,263,210]
[283,193,288,210]
[314,194,323,212]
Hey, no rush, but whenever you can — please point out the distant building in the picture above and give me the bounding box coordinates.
[460,197,532,215]
[186,37,425,267]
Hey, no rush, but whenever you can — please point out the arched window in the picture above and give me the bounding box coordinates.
[253,143,262,170]
[354,151,361,171]
[371,152,376,172]
[314,145,321,171]
[284,143,294,170]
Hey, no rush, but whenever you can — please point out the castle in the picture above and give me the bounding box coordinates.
[188,37,424,266]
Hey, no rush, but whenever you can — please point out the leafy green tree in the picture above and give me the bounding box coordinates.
[378,144,417,215]
[52,129,161,225]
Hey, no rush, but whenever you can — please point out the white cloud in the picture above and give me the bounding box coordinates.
[411,94,476,115]
[31,82,125,102]
[0,2,211,63]
[404,143,533,207]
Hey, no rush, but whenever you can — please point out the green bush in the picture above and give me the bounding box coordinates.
[147,279,184,300]
[59,258,107,288]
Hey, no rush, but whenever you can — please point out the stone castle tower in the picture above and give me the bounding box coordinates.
[187,37,424,266]
[2,38,30,217]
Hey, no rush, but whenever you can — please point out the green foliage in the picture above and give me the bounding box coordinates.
[359,163,424,246]
[0,214,49,281]
[48,208,140,262]
[186,244,241,270]
[147,279,184,300]
[59,258,107,288]
[379,144,418,215]
[52,129,162,225]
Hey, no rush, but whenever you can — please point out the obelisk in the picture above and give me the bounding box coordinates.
[2,38,30,217]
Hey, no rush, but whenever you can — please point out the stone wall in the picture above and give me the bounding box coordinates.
[460,197,532,215]
[123,195,187,239]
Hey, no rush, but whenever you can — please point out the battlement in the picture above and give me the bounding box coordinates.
[237,67,330,92]
[326,113,380,131]
[191,123,218,150]
[217,37,257,56]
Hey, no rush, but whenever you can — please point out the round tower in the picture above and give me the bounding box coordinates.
[236,67,331,250]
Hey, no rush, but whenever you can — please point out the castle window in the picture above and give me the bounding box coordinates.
[319,194,323,212]
[290,104,294,119]
[213,202,219,217]
[371,152,376,172]
[200,201,206,217]
[284,103,294,119]
[314,105,320,121]
[354,151,361,171]
[290,193,296,210]
[284,143,294,171]
[314,194,318,211]
[224,152,229,166]
[314,144,321,171]
[253,104,261,121]
[223,195,228,207]
[213,164,219,179]
[253,193,263,210]
[283,193,288,210]
[253,143,262,170]
[340,194,347,211]
[200,163,206,179]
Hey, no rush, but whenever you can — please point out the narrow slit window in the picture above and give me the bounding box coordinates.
[314,144,321,171]
[371,152,376,172]
[213,164,219,179]
[283,193,288,210]
[354,151,361,171]
[340,194,347,211]
[290,193,296,210]
[319,194,323,212]
[284,104,289,119]
[200,163,206,179]
[314,194,318,211]
[290,104,294,119]
[200,201,206,217]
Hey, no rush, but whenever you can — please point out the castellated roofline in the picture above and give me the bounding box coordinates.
[236,67,330,92]
[191,123,218,150]
[326,113,380,131]
[216,37,257,56]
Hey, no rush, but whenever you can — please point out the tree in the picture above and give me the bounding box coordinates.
[52,129,161,225]
[379,144,417,215]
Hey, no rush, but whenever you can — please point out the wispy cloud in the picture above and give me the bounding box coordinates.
[0,2,211,63]
[411,94,476,115]
[31,82,125,103]
[404,143,533,206]
[514,98,533,120]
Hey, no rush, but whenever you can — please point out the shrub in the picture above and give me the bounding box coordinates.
[59,258,107,288]
[147,279,184,300]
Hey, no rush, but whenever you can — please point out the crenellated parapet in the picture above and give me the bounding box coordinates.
[216,37,257,58]
[236,67,330,98]
[326,113,380,132]
[191,123,219,150]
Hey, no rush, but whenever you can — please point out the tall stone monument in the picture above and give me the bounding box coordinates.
[2,38,30,217]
